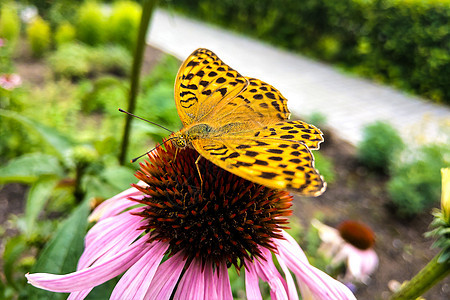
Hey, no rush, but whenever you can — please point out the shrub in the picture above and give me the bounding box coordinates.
[48,43,131,80]
[89,45,132,76]
[26,16,51,57]
[107,1,141,51]
[168,0,450,103]
[0,4,20,47]
[48,43,90,79]
[47,1,80,28]
[358,121,404,173]
[55,22,76,47]
[75,1,105,46]
[388,145,449,218]
[79,76,126,114]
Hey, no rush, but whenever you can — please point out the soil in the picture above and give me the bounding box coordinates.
[2,44,449,299]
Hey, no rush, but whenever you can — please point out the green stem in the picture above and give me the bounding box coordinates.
[390,251,450,300]
[119,0,158,165]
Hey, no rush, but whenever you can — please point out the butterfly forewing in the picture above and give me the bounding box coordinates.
[175,48,249,126]
[206,77,291,126]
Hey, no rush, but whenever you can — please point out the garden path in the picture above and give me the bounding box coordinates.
[147,9,450,147]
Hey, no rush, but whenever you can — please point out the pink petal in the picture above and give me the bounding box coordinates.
[145,251,186,300]
[78,208,145,270]
[217,262,233,299]
[245,262,263,300]
[84,207,143,248]
[277,254,299,300]
[174,258,205,300]
[203,261,218,299]
[360,249,378,278]
[274,230,356,300]
[110,242,169,300]
[89,187,142,222]
[343,245,378,283]
[255,248,289,300]
[26,237,151,292]
[68,289,93,300]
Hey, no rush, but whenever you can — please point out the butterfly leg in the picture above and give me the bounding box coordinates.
[195,155,203,191]
[173,147,179,163]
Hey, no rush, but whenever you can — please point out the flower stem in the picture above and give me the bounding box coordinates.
[119,0,158,165]
[389,251,450,300]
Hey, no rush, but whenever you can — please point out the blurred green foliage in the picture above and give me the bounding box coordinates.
[388,144,449,218]
[0,51,181,298]
[26,16,51,57]
[54,22,76,48]
[314,152,336,185]
[47,43,90,79]
[169,0,450,103]
[358,121,404,173]
[48,42,132,80]
[75,1,106,46]
[46,1,82,28]
[0,3,21,49]
[107,1,142,52]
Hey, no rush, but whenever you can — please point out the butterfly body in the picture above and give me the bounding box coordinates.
[171,48,326,196]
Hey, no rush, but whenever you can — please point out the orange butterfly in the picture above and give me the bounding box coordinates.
[170,48,325,196]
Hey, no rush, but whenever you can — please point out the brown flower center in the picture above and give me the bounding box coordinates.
[132,142,293,270]
[338,220,375,250]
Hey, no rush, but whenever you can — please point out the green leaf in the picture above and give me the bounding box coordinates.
[85,276,121,299]
[27,201,90,300]
[3,235,28,290]
[438,250,450,264]
[0,153,63,184]
[0,109,74,158]
[24,177,59,236]
[100,166,135,191]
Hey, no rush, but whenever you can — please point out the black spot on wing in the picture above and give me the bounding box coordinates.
[265,92,276,99]
[259,172,278,179]
[245,151,258,157]
[268,156,283,161]
[187,61,199,67]
[236,144,252,149]
[266,149,283,154]
[220,152,240,161]
[254,159,269,166]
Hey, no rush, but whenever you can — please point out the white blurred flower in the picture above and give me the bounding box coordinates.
[312,219,378,285]
[20,6,38,24]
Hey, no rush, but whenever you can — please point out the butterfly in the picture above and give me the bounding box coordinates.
[170,48,326,196]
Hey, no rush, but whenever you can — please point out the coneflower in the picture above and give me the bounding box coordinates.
[26,141,355,299]
[313,219,379,286]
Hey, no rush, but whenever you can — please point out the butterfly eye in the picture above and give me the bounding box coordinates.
[175,138,186,148]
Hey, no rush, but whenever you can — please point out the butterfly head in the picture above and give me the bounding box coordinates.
[171,132,188,149]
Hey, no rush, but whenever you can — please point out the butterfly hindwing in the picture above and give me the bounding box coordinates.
[192,135,325,196]
[250,120,324,150]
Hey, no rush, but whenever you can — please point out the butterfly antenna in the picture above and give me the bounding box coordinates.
[130,137,175,163]
[118,108,174,133]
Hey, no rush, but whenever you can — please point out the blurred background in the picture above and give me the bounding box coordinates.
[0,0,449,299]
